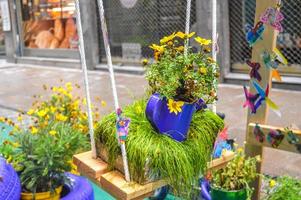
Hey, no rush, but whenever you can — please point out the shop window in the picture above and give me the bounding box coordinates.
[21,0,78,49]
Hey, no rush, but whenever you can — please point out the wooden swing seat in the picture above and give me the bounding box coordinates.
[73,150,235,200]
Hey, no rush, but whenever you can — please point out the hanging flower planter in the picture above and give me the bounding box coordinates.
[146,93,206,142]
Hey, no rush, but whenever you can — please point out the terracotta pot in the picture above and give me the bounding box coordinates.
[21,186,62,200]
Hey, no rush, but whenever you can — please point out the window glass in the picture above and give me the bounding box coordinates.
[21,0,78,49]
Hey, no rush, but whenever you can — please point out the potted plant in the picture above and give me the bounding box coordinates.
[144,32,218,141]
[1,122,88,200]
[201,149,260,200]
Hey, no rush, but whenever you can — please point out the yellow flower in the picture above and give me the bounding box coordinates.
[237,148,244,153]
[175,46,184,52]
[52,86,58,92]
[269,180,276,188]
[199,67,207,75]
[175,31,195,39]
[37,109,48,118]
[101,101,107,107]
[142,59,149,66]
[49,130,57,136]
[7,155,12,163]
[50,106,56,113]
[27,109,35,115]
[12,142,20,148]
[17,115,23,122]
[167,99,184,115]
[160,32,176,44]
[65,82,73,92]
[55,113,68,122]
[31,127,38,134]
[68,160,79,175]
[149,44,165,54]
[82,98,87,105]
[195,36,212,46]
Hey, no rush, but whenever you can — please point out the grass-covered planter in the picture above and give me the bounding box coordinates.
[95,99,223,198]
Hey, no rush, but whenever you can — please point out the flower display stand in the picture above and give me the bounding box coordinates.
[73,150,234,200]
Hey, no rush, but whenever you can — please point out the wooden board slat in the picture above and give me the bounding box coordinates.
[247,123,301,154]
[208,151,235,170]
[100,171,167,200]
[73,151,109,180]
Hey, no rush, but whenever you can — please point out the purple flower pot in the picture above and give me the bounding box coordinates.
[145,94,206,142]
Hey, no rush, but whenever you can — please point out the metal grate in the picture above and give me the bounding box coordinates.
[229,0,301,74]
[98,0,196,62]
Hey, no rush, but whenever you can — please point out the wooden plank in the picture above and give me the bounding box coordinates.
[208,151,235,170]
[245,1,280,200]
[73,151,109,180]
[100,171,167,200]
[247,123,301,154]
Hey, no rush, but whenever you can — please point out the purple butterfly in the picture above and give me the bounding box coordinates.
[116,108,131,143]
[253,124,265,143]
[246,60,262,81]
[267,129,284,148]
[243,86,260,114]
[260,7,284,32]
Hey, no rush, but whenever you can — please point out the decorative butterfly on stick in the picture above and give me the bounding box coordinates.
[116,108,131,144]
[213,126,234,159]
[252,80,281,117]
[245,22,265,47]
[246,60,262,82]
[253,124,265,143]
[267,129,284,148]
[243,86,260,114]
[260,7,284,32]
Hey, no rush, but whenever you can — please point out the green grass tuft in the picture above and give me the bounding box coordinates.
[95,99,224,198]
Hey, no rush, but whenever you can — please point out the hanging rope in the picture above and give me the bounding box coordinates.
[212,0,218,114]
[96,0,131,182]
[74,0,96,158]
[184,0,192,57]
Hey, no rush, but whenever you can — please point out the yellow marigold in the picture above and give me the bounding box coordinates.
[160,32,176,44]
[195,36,212,46]
[27,109,35,115]
[49,130,57,136]
[175,31,195,39]
[37,109,48,118]
[167,99,184,115]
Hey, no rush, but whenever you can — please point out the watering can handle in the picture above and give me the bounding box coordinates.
[200,179,212,200]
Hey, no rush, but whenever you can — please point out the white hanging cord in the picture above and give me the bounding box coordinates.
[212,0,218,114]
[184,0,192,58]
[75,0,96,158]
[96,0,131,182]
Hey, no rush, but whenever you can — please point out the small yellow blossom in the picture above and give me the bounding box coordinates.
[142,59,149,66]
[167,99,185,115]
[199,67,207,75]
[17,115,23,122]
[175,46,184,52]
[160,32,176,44]
[49,130,57,136]
[269,180,276,188]
[31,127,38,134]
[175,31,195,39]
[149,44,165,54]
[65,82,73,92]
[27,109,35,115]
[37,109,48,118]
[101,101,107,107]
[55,113,68,122]
[195,36,212,46]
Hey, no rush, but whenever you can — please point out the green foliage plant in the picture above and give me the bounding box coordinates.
[1,122,88,194]
[212,149,260,199]
[145,32,219,103]
[264,176,301,200]
[95,99,224,199]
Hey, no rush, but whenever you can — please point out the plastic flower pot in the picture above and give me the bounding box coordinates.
[21,186,62,200]
[146,93,206,142]
[0,157,21,200]
[200,179,248,200]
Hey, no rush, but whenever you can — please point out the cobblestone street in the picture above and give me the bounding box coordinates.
[0,62,300,178]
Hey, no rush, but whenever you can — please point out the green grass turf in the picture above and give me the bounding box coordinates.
[95,99,224,199]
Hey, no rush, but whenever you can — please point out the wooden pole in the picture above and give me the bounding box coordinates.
[245,0,280,199]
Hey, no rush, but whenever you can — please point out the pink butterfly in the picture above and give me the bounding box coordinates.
[246,60,262,82]
[260,7,284,32]
[243,86,260,114]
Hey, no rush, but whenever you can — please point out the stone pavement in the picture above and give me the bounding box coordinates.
[0,62,300,178]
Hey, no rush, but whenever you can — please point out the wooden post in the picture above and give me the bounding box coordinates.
[245,1,280,199]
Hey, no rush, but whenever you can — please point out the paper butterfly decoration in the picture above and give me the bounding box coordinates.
[253,124,265,143]
[246,60,262,81]
[260,7,284,32]
[116,108,131,144]
[245,22,265,46]
[285,128,300,145]
[252,80,281,117]
[243,85,261,114]
[267,129,284,148]
[213,126,234,159]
